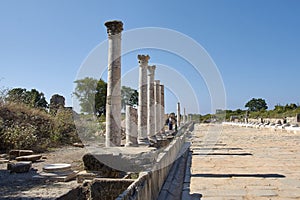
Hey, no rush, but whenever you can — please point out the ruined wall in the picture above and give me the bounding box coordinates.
[117,122,193,200]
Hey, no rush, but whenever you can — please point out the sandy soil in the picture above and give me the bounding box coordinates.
[0,146,88,200]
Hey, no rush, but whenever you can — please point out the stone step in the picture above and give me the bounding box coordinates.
[7,161,32,173]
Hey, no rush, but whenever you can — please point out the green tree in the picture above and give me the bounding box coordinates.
[6,88,48,109]
[74,78,138,115]
[74,77,98,114]
[245,98,268,112]
[121,86,138,111]
[95,79,107,116]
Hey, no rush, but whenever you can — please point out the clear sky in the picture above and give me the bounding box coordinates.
[0,0,300,114]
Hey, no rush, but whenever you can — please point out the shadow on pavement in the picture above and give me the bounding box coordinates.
[191,173,285,178]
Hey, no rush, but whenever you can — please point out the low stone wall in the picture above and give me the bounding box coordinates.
[117,122,193,200]
[223,122,300,133]
[58,122,194,200]
[58,178,134,200]
[248,116,300,125]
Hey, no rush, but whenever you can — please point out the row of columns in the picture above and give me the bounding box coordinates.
[104,20,189,147]
[104,20,166,147]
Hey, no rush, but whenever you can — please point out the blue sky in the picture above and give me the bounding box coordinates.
[0,0,300,114]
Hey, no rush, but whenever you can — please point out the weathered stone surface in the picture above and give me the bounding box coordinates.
[82,153,125,178]
[16,154,42,162]
[90,178,134,200]
[77,170,98,183]
[7,161,32,173]
[177,102,181,127]
[9,150,33,159]
[73,142,84,148]
[43,163,72,172]
[160,84,165,134]
[57,184,89,200]
[138,54,150,145]
[125,105,138,147]
[0,159,9,164]
[154,80,161,136]
[190,124,300,199]
[38,170,78,182]
[105,20,123,147]
[147,65,156,140]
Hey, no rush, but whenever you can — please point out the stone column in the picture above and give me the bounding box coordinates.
[125,105,138,147]
[147,65,156,140]
[160,84,165,134]
[137,55,150,145]
[183,107,186,123]
[177,102,181,127]
[154,80,161,136]
[104,20,123,147]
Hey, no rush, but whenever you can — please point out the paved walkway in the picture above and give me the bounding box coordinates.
[189,124,300,199]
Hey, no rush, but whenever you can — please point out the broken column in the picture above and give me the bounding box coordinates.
[137,55,150,145]
[125,105,138,147]
[104,20,123,147]
[160,84,165,134]
[147,65,156,141]
[177,102,181,127]
[154,80,161,136]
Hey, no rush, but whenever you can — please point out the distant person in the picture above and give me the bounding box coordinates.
[167,116,173,130]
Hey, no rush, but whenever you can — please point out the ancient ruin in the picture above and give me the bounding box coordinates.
[104,20,123,147]
[137,54,150,145]
[147,65,156,141]
[125,105,138,147]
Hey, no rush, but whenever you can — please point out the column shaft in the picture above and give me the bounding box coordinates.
[177,102,181,127]
[137,55,150,145]
[125,105,138,147]
[154,80,161,135]
[104,20,123,147]
[160,85,165,134]
[147,65,156,139]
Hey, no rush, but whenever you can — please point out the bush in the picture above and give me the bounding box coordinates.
[0,102,81,152]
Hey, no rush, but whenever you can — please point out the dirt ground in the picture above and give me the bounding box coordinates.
[0,146,88,199]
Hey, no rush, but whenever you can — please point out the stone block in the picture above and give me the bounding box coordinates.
[7,161,32,173]
[90,178,134,200]
[38,170,78,182]
[43,163,71,173]
[0,159,9,164]
[16,154,42,162]
[77,170,98,183]
[9,150,33,159]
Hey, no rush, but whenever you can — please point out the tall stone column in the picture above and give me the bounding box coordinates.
[125,105,138,147]
[160,84,165,134]
[104,20,123,147]
[183,107,186,123]
[147,65,156,140]
[177,102,181,127]
[154,80,161,136]
[137,55,150,145]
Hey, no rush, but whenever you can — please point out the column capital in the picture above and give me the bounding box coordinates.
[154,80,160,85]
[138,54,150,64]
[147,65,156,75]
[104,20,123,36]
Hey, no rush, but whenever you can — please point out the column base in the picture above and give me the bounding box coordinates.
[138,137,150,146]
[149,135,158,144]
[125,142,139,147]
